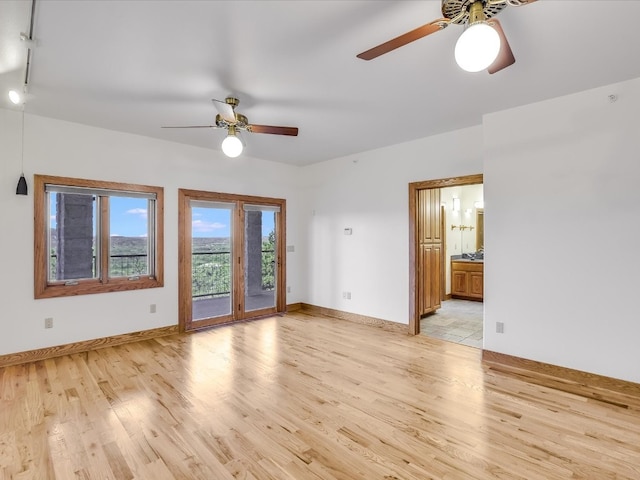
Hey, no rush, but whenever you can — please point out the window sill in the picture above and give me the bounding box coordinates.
[35,277,164,299]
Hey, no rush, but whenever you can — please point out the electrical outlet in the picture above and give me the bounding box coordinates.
[150,304,156,314]
[45,317,53,329]
[346,292,351,300]
[287,286,291,293]
[496,322,504,334]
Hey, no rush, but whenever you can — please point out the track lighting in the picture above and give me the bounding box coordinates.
[11,0,35,195]
[19,32,35,49]
[9,90,22,105]
[8,84,28,105]
[454,2,501,72]
[221,126,243,158]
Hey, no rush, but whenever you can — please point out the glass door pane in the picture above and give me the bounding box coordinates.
[191,202,234,321]
[243,205,278,312]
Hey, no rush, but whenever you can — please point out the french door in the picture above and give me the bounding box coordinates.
[178,189,286,332]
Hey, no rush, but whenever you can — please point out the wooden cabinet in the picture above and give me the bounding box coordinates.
[451,261,483,301]
[419,244,442,315]
[418,188,442,244]
[416,188,443,315]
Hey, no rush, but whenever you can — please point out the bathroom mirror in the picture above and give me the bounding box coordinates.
[476,208,484,250]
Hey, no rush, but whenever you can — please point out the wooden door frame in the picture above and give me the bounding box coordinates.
[409,174,483,335]
[178,188,286,333]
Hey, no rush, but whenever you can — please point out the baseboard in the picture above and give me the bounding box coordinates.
[482,350,640,407]
[299,303,408,334]
[0,325,179,368]
[286,302,303,312]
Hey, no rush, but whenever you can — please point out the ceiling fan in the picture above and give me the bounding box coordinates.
[357,0,537,74]
[162,97,298,158]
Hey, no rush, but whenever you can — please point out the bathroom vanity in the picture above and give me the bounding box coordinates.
[451,258,483,301]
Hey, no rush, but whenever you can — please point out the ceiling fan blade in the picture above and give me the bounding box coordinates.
[161,125,218,128]
[487,19,515,74]
[357,19,449,61]
[249,124,299,136]
[212,99,236,123]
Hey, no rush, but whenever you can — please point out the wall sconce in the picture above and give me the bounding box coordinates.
[452,197,461,213]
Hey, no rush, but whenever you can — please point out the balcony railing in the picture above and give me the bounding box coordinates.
[192,250,275,298]
[49,253,149,280]
[49,250,275,297]
[192,251,231,298]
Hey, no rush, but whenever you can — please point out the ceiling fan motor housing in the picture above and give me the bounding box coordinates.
[442,0,506,24]
[225,96,240,108]
[215,112,249,130]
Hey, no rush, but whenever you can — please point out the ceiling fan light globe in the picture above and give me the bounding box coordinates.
[221,134,243,158]
[454,22,501,73]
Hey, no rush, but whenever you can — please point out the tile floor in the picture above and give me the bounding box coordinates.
[420,299,484,348]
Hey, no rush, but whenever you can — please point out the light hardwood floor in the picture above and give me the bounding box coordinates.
[1,312,639,479]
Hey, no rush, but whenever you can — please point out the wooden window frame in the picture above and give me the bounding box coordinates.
[34,175,164,299]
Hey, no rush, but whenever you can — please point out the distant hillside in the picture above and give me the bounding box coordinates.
[110,236,149,255]
[50,230,267,255]
[192,237,231,253]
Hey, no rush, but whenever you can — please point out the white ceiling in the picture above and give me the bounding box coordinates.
[2,1,640,166]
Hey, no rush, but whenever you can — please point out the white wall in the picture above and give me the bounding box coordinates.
[302,126,482,323]
[0,110,305,355]
[483,77,640,383]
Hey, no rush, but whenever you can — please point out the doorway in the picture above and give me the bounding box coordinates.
[178,189,286,332]
[408,174,483,336]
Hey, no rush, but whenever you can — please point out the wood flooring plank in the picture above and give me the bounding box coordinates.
[1,313,639,479]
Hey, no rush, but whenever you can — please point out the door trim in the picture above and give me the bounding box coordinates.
[408,174,483,335]
[178,189,286,333]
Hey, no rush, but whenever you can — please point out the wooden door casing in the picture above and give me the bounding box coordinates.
[408,174,483,335]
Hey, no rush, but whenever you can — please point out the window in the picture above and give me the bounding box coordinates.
[34,175,164,298]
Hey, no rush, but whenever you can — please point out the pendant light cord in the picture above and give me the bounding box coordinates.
[21,108,25,175]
